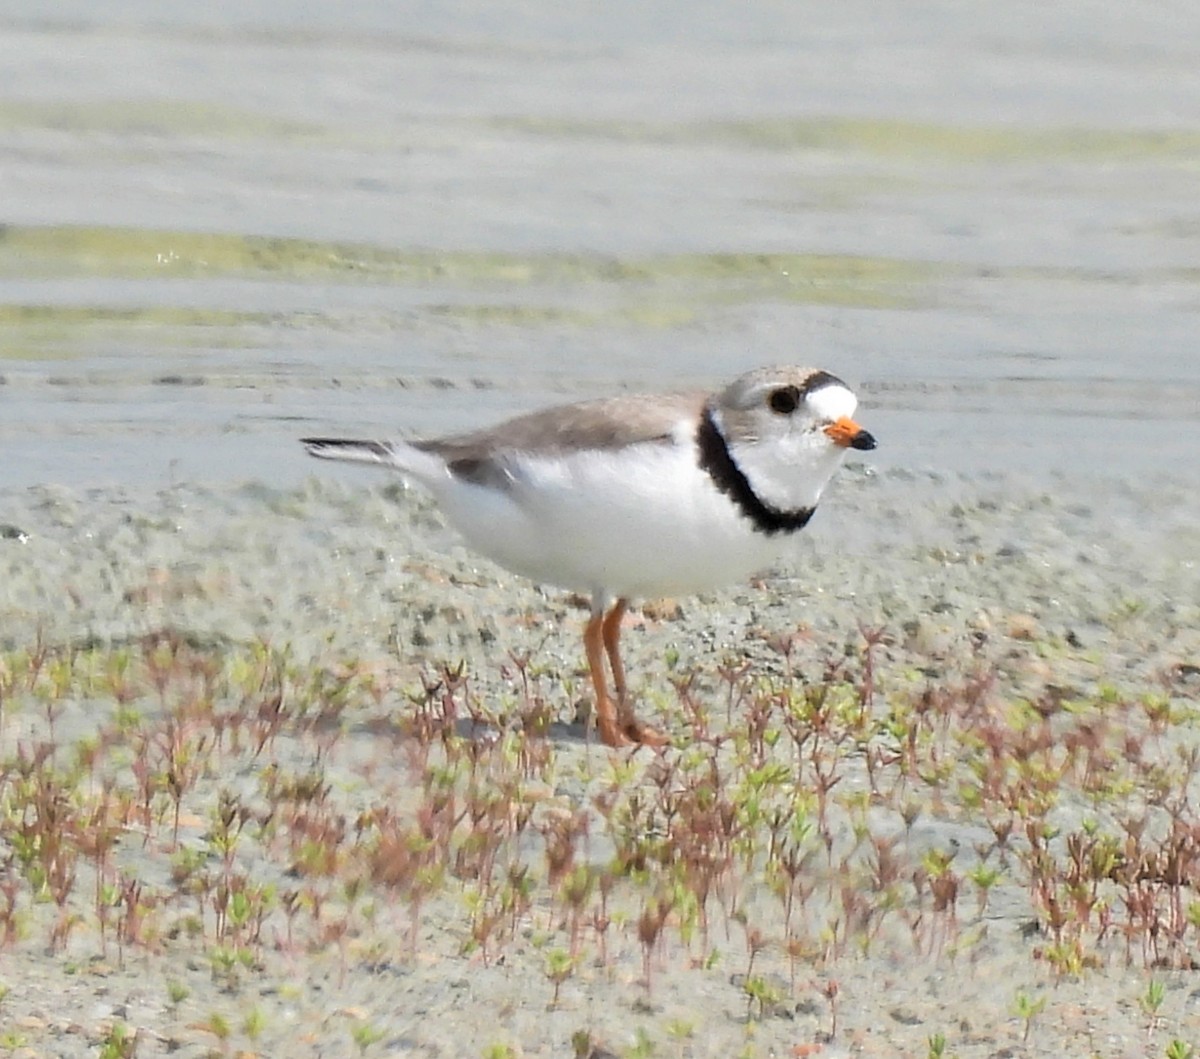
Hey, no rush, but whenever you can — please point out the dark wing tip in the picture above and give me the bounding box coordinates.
[300,437,350,455]
[301,438,394,461]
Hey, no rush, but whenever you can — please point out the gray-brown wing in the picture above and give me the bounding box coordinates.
[413,390,707,487]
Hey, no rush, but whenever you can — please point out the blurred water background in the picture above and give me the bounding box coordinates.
[1,1,1197,489]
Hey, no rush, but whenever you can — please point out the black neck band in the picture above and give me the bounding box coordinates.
[695,408,816,537]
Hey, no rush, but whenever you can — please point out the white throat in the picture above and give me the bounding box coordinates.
[713,384,857,513]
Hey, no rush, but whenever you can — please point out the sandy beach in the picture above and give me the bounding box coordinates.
[1,466,1198,1057]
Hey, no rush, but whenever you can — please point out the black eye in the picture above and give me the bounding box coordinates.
[768,385,800,415]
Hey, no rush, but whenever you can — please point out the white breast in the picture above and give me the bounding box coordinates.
[427,440,797,601]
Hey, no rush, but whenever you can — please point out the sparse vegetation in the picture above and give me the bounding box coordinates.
[0,614,1196,1053]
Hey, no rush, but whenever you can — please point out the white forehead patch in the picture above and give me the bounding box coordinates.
[808,383,857,422]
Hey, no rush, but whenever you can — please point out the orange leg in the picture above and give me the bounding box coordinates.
[602,598,668,747]
[601,599,630,704]
[585,609,633,747]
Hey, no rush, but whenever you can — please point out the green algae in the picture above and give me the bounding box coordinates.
[486,114,1200,163]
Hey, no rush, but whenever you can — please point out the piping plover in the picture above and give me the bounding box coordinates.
[302,366,875,747]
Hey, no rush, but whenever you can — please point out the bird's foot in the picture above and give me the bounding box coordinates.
[595,714,636,748]
[622,718,670,748]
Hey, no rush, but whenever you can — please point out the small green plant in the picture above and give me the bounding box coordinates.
[626,1027,656,1058]
[208,944,255,990]
[242,1006,267,1043]
[1165,1040,1195,1059]
[1012,990,1047,1044]
[1141,979,1166,1034]
[202,1011,231,1050]
[483,1044,518,1059]
[98,1021,136,1059]
[665,1019,694,1057]
[1038,938,1088,978]
[543,947,577,1007]
[351,1020,386,1055]
[967,863,1001,914]
[927,1031,959,1058]
[166,980,189,1007]
[742,974,784,1020]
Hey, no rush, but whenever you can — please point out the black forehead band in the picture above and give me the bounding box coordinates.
[800,370,845,397]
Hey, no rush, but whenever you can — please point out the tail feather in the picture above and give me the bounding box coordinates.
[300,436,448,482]
[301,437,398,467]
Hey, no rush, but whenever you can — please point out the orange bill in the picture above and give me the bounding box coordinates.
[824,416,877,451]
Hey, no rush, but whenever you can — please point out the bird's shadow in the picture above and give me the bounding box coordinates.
[345,713,598,748]
[454,715,597,746]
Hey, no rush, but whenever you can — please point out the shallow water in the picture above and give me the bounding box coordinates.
[1,2,1198,490]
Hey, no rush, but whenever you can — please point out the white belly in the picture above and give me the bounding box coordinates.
[428,442,801,600]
